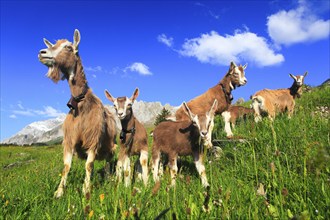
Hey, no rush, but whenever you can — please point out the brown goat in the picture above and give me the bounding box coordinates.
[152,100,218,187]
[221,105,254,138]
[104,88,148,187]
[251,72,308,122]
[38,29,117,198]
[175,61,248,147]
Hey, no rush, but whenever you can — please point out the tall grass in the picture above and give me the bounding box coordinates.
[1,85,329,219]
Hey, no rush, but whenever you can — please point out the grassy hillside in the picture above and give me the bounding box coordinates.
[1,85,329,219]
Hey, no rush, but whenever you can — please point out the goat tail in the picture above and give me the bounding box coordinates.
[250,95,258,101]
[251,95,263,103]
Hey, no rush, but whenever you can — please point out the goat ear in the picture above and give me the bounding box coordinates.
[43,38,53,48]
[230,61,237,69]
[131,88,139,102]
[208,100,218,116]
[303,71,308,78]
[73,29,81,49]
[104,89,115,103]
[243,63,248,70]
[289,74,297,81]
[182,102,195,120]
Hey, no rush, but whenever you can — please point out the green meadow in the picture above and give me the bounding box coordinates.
[1,85,329,219]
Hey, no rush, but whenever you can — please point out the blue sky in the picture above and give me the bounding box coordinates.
[1,0,329,141]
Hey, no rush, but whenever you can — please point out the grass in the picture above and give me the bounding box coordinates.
[1,85,329,219]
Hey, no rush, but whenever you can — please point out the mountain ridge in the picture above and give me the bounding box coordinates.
[1,101,178,146]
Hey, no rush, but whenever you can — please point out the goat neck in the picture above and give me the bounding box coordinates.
[65,57,90,116]
[119,109,136,145]
[67,57,89,98]
[289,81,303,99]
[218,75,234,105]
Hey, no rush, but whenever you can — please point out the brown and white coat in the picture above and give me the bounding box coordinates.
[38,30,117,198]
[105,88,148,186]
[175,61,248,147]
[251,72,308,122]
[221,105,254,138]
[152,100,218,187]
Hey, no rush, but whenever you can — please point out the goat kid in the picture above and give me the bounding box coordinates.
[221,106,254,138]
[105,88,148,186]
[152,100,218,187]
[38,30,117,198]
[251,72,308,122]
[175,61,247,148]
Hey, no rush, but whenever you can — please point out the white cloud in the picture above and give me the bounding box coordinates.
[125,62,152,75]
[9,114,17,119]
[267,1,330,46]
[13,106,64,118]
[13,110,35,116]
[157,34,174,47]
[34,106,64,117]
[179,30,284,67]
[85,66,103,72]
[17,103,24,110]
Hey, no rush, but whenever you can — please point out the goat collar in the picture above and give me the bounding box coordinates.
[120,122,136,147]
[220,83,233,104]
[67,83,89,117]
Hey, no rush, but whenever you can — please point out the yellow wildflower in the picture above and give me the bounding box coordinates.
[88,210,94,218]
[99,193,105,203]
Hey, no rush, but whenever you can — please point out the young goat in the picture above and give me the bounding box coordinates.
[175,61,248,148]
[38,30,117,198]
[251,72,308,122]
[105,88,148,186]
[221,106,254,138]
[152,100,218,187]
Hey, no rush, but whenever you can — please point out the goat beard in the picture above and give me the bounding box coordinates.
[46,65,64,83]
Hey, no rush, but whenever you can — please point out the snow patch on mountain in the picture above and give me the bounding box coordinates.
[1,101,177,146]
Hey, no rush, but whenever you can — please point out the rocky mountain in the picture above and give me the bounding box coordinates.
[1,114,66,146]
[1,101,178,146]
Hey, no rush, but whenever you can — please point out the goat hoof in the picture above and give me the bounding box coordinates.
[54,188,64,198]
[203,182,210,188]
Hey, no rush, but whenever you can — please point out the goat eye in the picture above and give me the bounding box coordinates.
[65,45,73,51]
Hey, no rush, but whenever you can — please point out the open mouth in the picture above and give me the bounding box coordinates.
[39,55,53,61]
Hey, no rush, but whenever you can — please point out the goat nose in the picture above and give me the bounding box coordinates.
[39,49,47,54]
[201,131,208,136]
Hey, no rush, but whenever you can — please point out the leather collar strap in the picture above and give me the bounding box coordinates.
[67,84,89,117]
[120,126,135,147]
[220,83,233,104]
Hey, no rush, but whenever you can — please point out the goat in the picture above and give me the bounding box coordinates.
[38,29,117,198]
[175,61,248,147]
[152,100,218,187]
[251,72,308,122]
[104,88,148,186]
[221,105,254,138]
